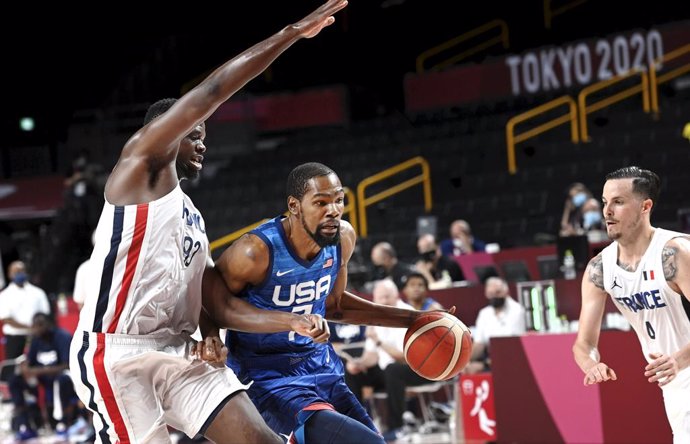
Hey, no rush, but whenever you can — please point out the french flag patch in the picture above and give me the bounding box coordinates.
[323,258,333,268]
[643,270,655,280]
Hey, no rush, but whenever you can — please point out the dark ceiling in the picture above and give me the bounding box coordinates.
[1,0,687,150]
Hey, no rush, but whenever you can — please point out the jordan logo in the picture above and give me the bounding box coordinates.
[611,277,622,290]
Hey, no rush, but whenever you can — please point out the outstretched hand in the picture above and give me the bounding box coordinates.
[291,313,331,343]
[191,336,228,364]
[583,362,617,385]
[294,0,348,39]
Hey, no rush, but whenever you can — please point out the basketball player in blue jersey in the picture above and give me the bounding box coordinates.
[203,162,457,444]
[68,2,347,443]
[573,167,690,442]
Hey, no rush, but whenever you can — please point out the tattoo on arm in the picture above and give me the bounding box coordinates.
[589,255,605,290]
[331,311,343,320]
[662,246,678,281]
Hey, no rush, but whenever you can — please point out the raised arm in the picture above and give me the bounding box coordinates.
[107,0,348,203]
[202,234,328,341]
[573,254,618,385]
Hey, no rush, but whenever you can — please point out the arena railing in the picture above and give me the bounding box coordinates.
[505,95,579,174]
[415,19,509,74]
[577,67,650,142]
[649,43,690,115]
[356,156,432,238]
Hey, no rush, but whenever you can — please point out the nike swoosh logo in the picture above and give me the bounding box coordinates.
[276,269,295,277]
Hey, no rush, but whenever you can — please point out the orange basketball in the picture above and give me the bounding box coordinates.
[404,312,472,381]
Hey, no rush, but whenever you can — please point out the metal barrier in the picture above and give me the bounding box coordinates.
[543,0,587,29]
[577,68,650,142]
[416,19,509,74]
[505,96,579,174]
[649,43,690,115]
[356,156,432,238]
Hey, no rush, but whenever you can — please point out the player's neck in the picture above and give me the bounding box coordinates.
[284,216,322,260]
[617,226,655,263]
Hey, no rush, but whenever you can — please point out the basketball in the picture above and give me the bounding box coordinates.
[403,312,472,381]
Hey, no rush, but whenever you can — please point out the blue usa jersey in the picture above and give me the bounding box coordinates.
[224,216,378,436]
[225,215,341,378]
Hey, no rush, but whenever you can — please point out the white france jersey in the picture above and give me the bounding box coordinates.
[75,184,209,336]
[602,228,690,362]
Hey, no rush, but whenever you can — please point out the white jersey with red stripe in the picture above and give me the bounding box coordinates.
[601,228,690,362]
[76,184,209,336]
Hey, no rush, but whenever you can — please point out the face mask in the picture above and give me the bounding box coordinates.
[488,297,506,308]
[572,192,587,207]
[583,211,602,230]
[421,251,436,262]
[12,272,28,286]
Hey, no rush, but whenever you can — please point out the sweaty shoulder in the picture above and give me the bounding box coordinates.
[216,233,270,292]
[339,220,356,264]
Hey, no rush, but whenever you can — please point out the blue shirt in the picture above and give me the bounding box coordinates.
[28,327,72,385]
[225,216,341,380]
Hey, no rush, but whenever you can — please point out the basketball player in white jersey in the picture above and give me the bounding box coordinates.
[68,2,347,443]
[573,166,690,442]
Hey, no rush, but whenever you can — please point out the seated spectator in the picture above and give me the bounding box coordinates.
[465,277,526,374]
[344,279,435,442]
[400,272,444,311]
[581,197,607,242]
[415,234,465,289]
[0,261,51,382]
[560,182,593,236]
[9,313,80,441]
[440,219,486,256]
[370,241,415,290]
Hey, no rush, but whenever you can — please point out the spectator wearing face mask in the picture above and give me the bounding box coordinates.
[415,234,465,290]
[560,182,594,237]
[440,219,487,257]
[464,277,526,374]
[0,261,51,381]
[369,241,415,290]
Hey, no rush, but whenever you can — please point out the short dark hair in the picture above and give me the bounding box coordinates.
[286,162,335,201]
[403,271,429,289]
[144,98,177,125]
[605,166,660,204]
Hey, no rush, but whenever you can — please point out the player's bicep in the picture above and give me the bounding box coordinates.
[577,257,609,347]
[664,237,690,300]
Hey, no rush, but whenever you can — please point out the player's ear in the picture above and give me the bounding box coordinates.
[287,196,299,215]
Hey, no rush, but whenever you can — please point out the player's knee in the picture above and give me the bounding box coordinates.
[303,410,384,444]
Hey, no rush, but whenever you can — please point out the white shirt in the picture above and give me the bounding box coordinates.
[601,228,690,366]
[72,258,92,306]
[76,185,210,336]
[365,299,413,369]
[473,297,526,346]
[0,282,51,335]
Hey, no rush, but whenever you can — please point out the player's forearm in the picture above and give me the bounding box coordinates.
[327,291,419,328]
[573,340,600,372]
[215,295,297,333]
[196,27,301,110]
[198,308,220,339]
[1,318,29,329]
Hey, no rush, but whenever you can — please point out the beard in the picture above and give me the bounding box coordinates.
[176,159,199,181]
[301,214,340,248]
